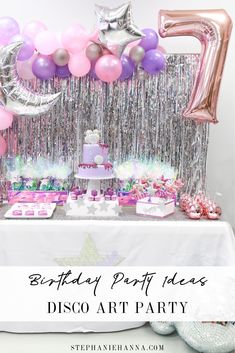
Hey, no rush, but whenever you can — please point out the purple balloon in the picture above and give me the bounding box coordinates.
[10,34,35,61]
[89,62,99,80]
[32,55,56,80]
[139,28,158,51]
[55,64,71,78]
[119,55,135,81]
[141,50,165,75]
[0,16,20,45]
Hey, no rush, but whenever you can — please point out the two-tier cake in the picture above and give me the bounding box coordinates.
[66,130,120,217]
[77,130,114,179]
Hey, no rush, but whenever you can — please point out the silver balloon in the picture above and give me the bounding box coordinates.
[52,48,70,66]
[150,322,235,353]
[129,45,145,64]
[176,322,235,353]
[150,322,176,335]
[95,2,145,57]
[0,42,61,117]
[85,43,102,61]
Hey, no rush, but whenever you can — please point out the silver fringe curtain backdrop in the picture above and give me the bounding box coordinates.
[1,54,209,193]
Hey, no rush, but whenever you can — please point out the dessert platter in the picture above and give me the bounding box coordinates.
[4,202,56,219]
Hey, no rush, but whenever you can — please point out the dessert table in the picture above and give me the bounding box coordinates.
[0,205,235,333]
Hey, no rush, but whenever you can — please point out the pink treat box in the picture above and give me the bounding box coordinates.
[8,191,68,206]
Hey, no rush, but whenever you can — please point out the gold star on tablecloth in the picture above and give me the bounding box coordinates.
[54,234,124,266]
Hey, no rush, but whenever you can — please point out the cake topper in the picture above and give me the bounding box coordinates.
[85,129,100,144]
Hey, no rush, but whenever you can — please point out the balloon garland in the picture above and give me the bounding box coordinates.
[0,3,166,84]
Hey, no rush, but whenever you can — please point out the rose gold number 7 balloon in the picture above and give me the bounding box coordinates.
[159,9,233,124]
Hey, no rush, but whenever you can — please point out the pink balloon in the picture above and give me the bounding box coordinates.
[95,55,122,83]
[124,39,141,55]
[0,136,7,156]
[0,107,13,130]
[128,39,141,49]
[89,28,99,42]
[22,20,47,40]
[10,34,35,61]
[56,32,63,48]
[34,30,59,55]
[68,52,91,77]
[158,45,167,54]
[62,24,89,54]
[17,53,37,80]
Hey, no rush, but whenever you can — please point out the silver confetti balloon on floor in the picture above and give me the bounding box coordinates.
[0,54,209,194]
[150,321,176,335]
[150,322,235,353]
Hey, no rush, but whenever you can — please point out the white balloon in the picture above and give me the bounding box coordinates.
[88,133,100,144]
[85,135,90,143]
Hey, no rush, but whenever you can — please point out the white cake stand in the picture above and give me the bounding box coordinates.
[75,174,115,197]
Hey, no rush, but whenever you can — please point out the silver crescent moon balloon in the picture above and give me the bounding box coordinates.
[0,41,61,117]
[95,2,145,57]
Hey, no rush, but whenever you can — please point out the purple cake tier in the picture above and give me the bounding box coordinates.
[77,163,114,179]
[83,144,108,164]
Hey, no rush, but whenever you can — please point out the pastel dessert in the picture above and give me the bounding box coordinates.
[104,188,117,201]
[38,210,48,216]
[70,192,77,200]
[25,209,34,216]
[77,130,114,179]
[12,209,22,216]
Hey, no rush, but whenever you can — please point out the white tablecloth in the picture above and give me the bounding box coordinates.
[0,220,235,266]
[0,219,235,333]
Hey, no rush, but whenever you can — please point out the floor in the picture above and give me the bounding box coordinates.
[0,324,198,353]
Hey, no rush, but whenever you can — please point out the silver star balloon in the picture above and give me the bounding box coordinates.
[0,42,61,117]
[95,2,145,57]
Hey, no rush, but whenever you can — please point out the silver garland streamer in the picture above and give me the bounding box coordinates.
[0,54,209,194]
